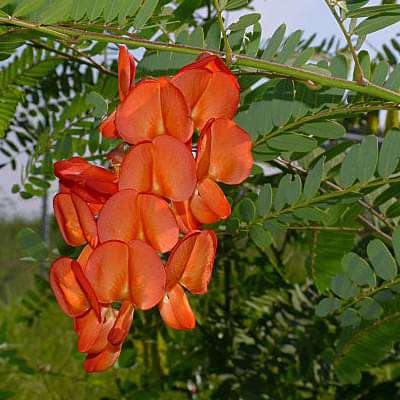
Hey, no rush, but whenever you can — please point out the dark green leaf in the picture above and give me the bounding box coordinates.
[367,239,397,281]
[256,184,272,216]
[358,297,383,320]
[299,121,346,139]
[342,252,376,287]
[250,225,272,251]
[315,297,341,317]
[331,273,359,299]
[16,227,48,261]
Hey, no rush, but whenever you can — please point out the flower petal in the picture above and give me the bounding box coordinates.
[172,200,200,234]
[136,193,179,253]
[97,189,138,244]
[115,78,193,144]
[166,230,217,294]
[172,54,240,130]
[128,240,166,310]
[119,135,196,202]
[108,301,134,346]
[85,241,130,304]
[75,307,116,353]
[49,257,90,317]
[71,194,98,248]
[54,193,86,246]
[159,285,196,330]
[84,343,121,373]
[197,118,253,184]
[99,111,119,139]
[118,45,136,101]
[190,178,231,224]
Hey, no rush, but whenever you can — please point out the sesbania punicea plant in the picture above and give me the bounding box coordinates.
[49,46,253,372]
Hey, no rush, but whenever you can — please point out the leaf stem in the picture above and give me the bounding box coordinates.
[0,17,400,103]
[212,0,233,64]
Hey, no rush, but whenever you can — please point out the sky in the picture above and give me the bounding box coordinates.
[0,0,399,220]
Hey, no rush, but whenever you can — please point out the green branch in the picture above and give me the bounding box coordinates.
[1,17,400,103]
[254,102,400,148]
[213,0,233,64]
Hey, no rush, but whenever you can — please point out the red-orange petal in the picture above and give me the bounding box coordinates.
[172,55,240,130]
[118,45,136,101]
[49,257,90,317]
[71,194,98,248]
[166,230,217,294]
[128,240,166,310]
[136,193,179,253]
[84,343,121,373]
[85,241,130,304]
[75,307,116,353]
[119,135,196,202]
[54,193,86,247]
[115,78,193,144]
[99,111,119,139]
[97,189,138,244]
[159,285,196,330]
[197,118,253,184]
[172,200,200,234]
[190,178,231,224]
[108,301,134,346]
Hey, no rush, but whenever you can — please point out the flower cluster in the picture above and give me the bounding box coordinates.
[50,46,253,372]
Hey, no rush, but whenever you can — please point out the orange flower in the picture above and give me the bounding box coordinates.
[160,230,217,330]
[119,135,197,202]
[172,53,240,130]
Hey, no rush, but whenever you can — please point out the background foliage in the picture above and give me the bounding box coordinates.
[1,0,400,398]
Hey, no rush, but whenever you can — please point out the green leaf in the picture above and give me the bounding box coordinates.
[378,129,400,177]
[338,144,360,187]
[228,13,260,31]
[339,308,361,327]
[331,273,359,299]
[299,121,346,139]
[250,225,272,251]
[354,14,400,36]
[133,0,159,29]
[0,391,16,399]
[285,175,302,205]
[371,61,389,85]
[315,297,341,317]
[358,297,383,320]
[205,23,221,50]
[262,24,286,60]
[357,136,378,183]
[347,4,400,18]
[12,0,46,17]
[225,0,248,10]
[16,227,48,261]
[367,239,397,281]
[314,231,355,292]
[303,157,324,200]
[274,174,291,211]
[276,30,303,64]
[86,91,107,117]
[256,184,272,217]
[384,64,400,91]
[342,252,376,287]
[393,228,400,265]
[268,134,317,152]
[239,198,256,223]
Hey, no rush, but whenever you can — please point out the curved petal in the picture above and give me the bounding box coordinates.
[78,245,94,269]
[97,189,138,244]
[159,285,196,330]
[49,257,90,317]
[190,178,231,224]
[128,240,166,310]
[71,194,98,248]
[84,343,121,373]
[85,241,130,304]
[75,307,116,353]
[172,200,200,234]
[99,111,119,139]
[197,118,253,184]
[118,45,136,101]
[119,136,196,202]
[54,193,86,247]
[172,55,240,130]
[108,301,134,346]
[71,260,101,320]
[137,193,179,253]
[166,230,217,294]
[115,78,193,144]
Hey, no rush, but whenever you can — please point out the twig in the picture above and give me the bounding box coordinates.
[213,0,233,64]
[324,0,366,84]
